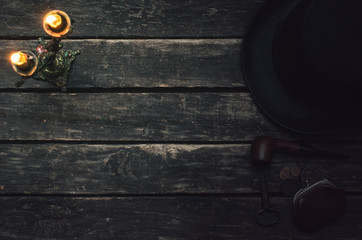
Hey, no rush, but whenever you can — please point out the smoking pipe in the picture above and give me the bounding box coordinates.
[251,136,348,164]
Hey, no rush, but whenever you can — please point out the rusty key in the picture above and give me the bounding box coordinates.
[253,177,280,226]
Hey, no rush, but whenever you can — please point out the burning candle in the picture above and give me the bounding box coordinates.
[11,51,28,67]
[10,10,79,89]
[45,13,63,30]
[10,51,38,76]
[43,10,72,38]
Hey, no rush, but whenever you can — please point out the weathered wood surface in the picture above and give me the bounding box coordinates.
[1,92,361,141]
[1,0,362,239]
[0,196,360,240]
[1,39,244,89]
[0,92,277,141]
[0,0,264,38]
[0,144,360,195]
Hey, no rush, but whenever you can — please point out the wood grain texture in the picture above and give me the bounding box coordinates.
[1,39,244,89]
[1,91,360,141]
[0,92,278,141]
[0,196,360,239]
[0,144,360,195]
[2,1,361,239]
[0,0,264,38]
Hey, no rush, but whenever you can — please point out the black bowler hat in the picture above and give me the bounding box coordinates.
[242,0,362,134]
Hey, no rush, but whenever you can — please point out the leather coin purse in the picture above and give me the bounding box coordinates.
[293,179,347,231]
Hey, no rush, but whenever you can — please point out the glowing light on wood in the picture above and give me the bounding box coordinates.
[45,13,62,29]
[11,52,27,66]
[10,10,79,88]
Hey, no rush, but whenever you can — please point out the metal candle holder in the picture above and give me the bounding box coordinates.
[10,10,80,91]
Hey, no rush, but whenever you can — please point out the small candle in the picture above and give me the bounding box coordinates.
[45,13,63,30]
[43,10,71,38]
[10,51,33,69]
[10,50,38,76]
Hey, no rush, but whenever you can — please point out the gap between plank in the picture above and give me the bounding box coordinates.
[0,192,360,198]
[0,87,248,94]
[0,140,250,145]
[1,139,361,145]
[0,36,243,40]
[0,192,287,198]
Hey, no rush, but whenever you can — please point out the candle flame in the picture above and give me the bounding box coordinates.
[43,10,71,37]
[11,52,27,66]
[45,13,62,29]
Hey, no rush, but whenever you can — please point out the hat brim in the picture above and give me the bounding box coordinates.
[242,0,362,134]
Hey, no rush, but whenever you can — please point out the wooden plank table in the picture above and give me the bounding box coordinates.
[0,0,361,239]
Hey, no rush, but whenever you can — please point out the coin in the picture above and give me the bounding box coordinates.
[280,166,292,181]
[280,178,302,197]
[300,163,327,187]
[290,165,301,178]
[279,164,300,181]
